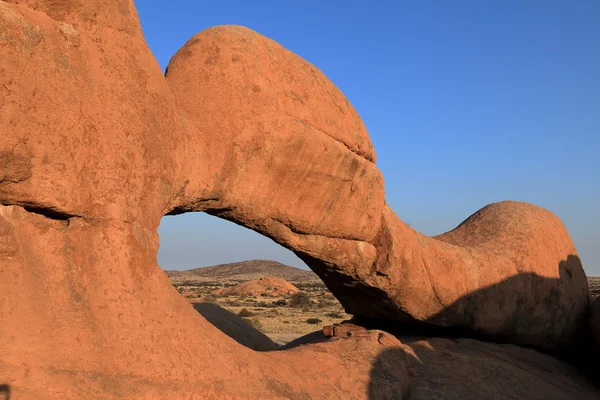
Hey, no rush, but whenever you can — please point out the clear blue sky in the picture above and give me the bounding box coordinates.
[136,1,599,275]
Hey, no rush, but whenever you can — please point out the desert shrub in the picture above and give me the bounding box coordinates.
[204,294,217,302]
[305,318,322,325]
[283,320,290,324]
[238,308,255,317]
[242,317,262,330]
[296,282,325,292]
[226,300,242,307]
[302,307,310,312]
[318,299,335,308]
[289,292,311,308]
[326,312,343,318]
[273,299,287,306]
[257,301,277,308]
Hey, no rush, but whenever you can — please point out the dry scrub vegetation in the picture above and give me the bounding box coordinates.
[172,279,352,343]
[171,274,600,346]
[589,277,600,297]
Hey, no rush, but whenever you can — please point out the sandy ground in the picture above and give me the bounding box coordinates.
[178,280,351,340]
[265,332,304,346]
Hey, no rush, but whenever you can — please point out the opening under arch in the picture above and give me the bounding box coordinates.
[157,211,350,349]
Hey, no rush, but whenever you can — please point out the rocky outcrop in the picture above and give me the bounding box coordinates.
[406,337,600,400]
[361,202,590,350]
[166,26,589,350]
[213,277,299,297]
[405,336,599,399]
[0,0,594,398]
[286,328,600,400]
[165,25,385,253]
[0,2,409,398]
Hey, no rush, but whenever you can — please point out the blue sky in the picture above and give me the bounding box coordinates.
[136,1,599,275]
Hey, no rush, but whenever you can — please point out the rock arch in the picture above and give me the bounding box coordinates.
[0,1,590,398]
[163,25,589,350]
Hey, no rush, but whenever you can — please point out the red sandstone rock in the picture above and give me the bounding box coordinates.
[166,25,589,350]
[288,331,600,399]
[165,25,385,262]
[406,336,599,399]
[0,1,593,398]
[212,277,299,297]
[357,202,590,350]
[323,322,367,338]
[287,329,600,399]
[0,2,408,399]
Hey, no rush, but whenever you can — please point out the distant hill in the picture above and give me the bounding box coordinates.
[165,260,320,283]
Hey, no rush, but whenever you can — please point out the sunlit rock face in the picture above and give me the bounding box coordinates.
[0,2,408,398]
[0,1,592,398]
[165,26,590,350]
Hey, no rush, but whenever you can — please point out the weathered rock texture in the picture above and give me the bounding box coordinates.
[212,277,299,297]
[166,26,590,350]
[0,2,410,398]
[287,329,600,400]
[402,337,599,400]
[0,0,594,398]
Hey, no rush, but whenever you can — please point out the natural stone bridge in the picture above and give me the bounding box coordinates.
[0,1,595,398]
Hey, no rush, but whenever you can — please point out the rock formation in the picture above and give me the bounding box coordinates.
[192,302,278,351]
[0,0,595,398]
[0,2,409,398]
[288,328,600,400]
[213,277,299,297]
[165,26,590,350]
[400,336,599,399]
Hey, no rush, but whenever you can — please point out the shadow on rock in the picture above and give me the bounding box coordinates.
[192,302,278,351]
[367,347,412,400]
[0,384,10,400]
[356,256,590,355]
[363,256,598,399]
[426,256,590,356]
[366,336,599,400]
[390,337,599,400]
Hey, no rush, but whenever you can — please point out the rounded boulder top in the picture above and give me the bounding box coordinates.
[166,24,376,163]
[214,276,300,297]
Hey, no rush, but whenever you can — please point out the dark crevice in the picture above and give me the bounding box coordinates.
[22,206,77,221]
[166,206,186,216]
[204,208,235,218]
[166,197,222,216]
